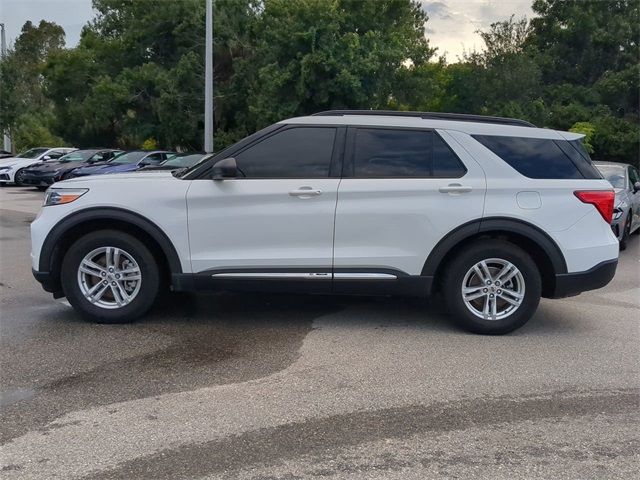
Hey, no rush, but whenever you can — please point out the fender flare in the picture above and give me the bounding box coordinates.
[39,207,183,273]
[421,217,568,277]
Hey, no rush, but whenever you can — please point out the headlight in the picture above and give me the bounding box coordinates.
[0,164,15,171]
[44,188,88,206]
[613,207,623,220]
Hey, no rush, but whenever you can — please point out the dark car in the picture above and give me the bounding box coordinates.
[68,150,174,178]
[21,149,123,189]
[138,152,209,171]
[0,150,12,159]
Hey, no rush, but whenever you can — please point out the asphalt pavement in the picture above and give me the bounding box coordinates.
[1,186,638,479]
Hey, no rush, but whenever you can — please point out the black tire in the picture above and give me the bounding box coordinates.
[61,230,160,323]
[14,168,26,186]
[442,239,541,335]
[619,214,631,250]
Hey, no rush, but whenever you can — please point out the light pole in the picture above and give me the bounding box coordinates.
[204,0,214,153]
[0,22,11,153]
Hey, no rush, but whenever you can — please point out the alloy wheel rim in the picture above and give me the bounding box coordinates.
[461,258,525,321]
[77,246,142,309]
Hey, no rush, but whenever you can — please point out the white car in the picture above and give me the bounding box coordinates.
[30,111,619,334]
[0,147,77,185]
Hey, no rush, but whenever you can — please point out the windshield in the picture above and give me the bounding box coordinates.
[161,153,206,168]
[596,165,627,189]
[59,150,99,163]
[17,148,49,159]
[110,151,147,165]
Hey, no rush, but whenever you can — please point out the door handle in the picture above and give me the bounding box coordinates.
[289,187,322,197]
[439,183,473,194]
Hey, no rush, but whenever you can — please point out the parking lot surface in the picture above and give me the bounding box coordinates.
[1,186,639,479]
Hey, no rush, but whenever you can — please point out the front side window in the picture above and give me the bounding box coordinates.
[628,166,639,186]
[352,128,466,178]
[473,135,584,179]
[235,127,336,178]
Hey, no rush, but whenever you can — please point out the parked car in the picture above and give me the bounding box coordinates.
[138,152,209,171]
[31,111,619,334]
[594,161,640,250]
[67,150,174,178]
[0,147,77,185]
[0,150,13,159]
[21,149,123,190]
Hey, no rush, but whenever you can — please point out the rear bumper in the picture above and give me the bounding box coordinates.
[550,259,618,298]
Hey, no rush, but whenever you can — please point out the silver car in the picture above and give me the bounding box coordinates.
[594,161,640,250]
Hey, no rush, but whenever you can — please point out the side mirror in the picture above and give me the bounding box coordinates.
[634,181,640,193]
[42,155,51,160]
[211,157,237,180]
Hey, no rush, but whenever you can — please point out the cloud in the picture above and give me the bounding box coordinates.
[421,0,534,61]
[422,1,453,20]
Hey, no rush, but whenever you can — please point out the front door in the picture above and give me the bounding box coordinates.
[186,126,342,290]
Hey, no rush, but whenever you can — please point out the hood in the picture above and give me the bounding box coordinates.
[0,157,41,168]
[24,160,68,172]
[58,170,175,185]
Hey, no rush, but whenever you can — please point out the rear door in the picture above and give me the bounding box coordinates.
[333,127,486,283]
[186,125,343,287]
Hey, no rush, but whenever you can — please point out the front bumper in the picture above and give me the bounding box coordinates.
[550,259,618,298]
[22,173,57,186]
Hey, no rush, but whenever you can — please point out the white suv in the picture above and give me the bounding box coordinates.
[30,111,619,334]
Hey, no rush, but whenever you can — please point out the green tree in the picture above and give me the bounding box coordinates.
[0,20,66,151]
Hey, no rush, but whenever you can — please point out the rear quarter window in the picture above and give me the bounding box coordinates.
[472,135,600,179]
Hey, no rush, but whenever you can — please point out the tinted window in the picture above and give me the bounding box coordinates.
[352,128,465,178]
[433,133,467,177]
[473,135,583,179]
[560,140,601,178]
[236,127,335,178]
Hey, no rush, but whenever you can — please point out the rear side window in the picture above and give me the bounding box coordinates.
[236,127,336,178]
[352,128,466,178]
[473,135,603,179]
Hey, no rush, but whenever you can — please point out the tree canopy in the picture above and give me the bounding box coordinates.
[0,0,637,165]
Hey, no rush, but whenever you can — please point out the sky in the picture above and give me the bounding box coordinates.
[0,0,533,60]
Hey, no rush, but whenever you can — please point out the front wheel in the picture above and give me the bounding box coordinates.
[442,240,541,335]
[14,168,26,186]
[61,230,160,323]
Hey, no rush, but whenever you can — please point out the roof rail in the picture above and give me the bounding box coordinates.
[311,110,535,127]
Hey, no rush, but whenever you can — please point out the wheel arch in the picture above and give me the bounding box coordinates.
[423,217,567,298]
[39,207,183,292]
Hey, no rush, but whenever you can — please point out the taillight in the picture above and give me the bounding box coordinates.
[574,190,615,224]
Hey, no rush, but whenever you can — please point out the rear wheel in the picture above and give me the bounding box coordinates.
[61,230,160,323]
[619,213,631,250]
[442,240,541,335]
